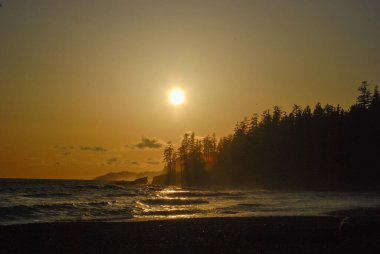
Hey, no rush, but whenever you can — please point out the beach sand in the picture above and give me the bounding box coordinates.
[1,216,379,254]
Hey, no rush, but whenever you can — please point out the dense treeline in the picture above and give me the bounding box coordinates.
[162,133,216,186]
[162,82,380,190]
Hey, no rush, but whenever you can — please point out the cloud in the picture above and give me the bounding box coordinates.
[53,145,74,150]
[53,145,74,156]
[147,160,161,165]
[147,158,161,165]
[80,146,107,152]
[105,157,122,166]
[135,137,164,149]
[54,145,73,150]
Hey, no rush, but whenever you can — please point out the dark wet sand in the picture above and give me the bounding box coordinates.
[1,216,379,254]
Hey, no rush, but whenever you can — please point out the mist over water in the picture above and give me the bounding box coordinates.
[1,179,380,225]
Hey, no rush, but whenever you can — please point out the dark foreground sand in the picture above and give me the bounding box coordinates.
[1,216,379,254]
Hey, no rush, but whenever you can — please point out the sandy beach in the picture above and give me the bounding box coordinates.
[1,216,379,254]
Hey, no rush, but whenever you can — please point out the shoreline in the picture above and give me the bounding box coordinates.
[1,216,379,253]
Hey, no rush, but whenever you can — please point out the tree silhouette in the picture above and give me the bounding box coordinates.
[161,83,380,190]
[163,142,175,184]
[357,81,372,109]
[370,86,380,111]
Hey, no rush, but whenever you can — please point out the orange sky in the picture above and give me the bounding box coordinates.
[1,0,380,179]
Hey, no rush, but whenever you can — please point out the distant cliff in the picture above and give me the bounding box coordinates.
[94,170,163,181]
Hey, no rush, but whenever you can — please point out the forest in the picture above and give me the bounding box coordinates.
[159,82,380,190]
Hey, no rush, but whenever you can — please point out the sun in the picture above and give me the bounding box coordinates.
[168,88,185,106]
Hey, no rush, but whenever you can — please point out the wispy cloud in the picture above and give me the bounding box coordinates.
[53,145,74,156]
[135,137,164,149]
[147,160,161,165]
[147,158,161,165]
[53,145,74,151]
[80,146,108,152]
[105,157,120,165]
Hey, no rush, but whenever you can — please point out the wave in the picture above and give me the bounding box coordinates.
[58,214,133,222]
[140,198,209,206]
[23,193,72,198]
[237,203,262,208]
[0,202,132,223]
[71,184,124,190]
[88,201,117,206]
[32,203,78,210]
[0,205,36,218]
[215,203,263,214]
[138,209,204,216]
[87,208,132,217]
[0,203,78,218]
[106,193,137,197]
[165,191,245,198]
[218,210,240,214]
[3,179,380,225]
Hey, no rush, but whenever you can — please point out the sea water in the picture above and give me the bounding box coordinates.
[1,178,379,225]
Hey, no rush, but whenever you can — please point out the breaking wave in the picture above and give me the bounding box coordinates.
[23,193,72,198]
[140,198,209,205]
[138,209,204,216]
[1,179,380,225]
[165,191,245,198]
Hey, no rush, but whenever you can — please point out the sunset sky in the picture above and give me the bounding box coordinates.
[1,0,380,179]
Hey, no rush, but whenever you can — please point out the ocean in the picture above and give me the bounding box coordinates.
[1,179,379,225]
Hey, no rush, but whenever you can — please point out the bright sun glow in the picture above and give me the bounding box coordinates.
[168,88,185,106]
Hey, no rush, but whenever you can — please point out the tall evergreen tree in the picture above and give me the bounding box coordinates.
[357,81,372,109]
[370,85,380,111]
[163,142,175,184]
